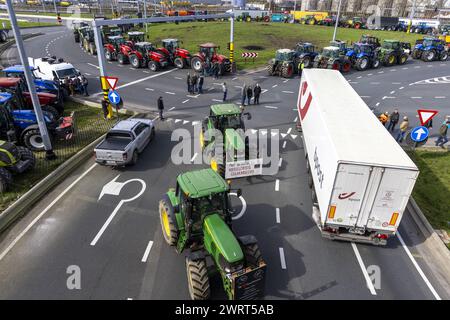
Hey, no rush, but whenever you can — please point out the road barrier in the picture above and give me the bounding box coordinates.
[241,52,258,63]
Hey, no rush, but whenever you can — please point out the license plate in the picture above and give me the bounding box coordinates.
[106,161,116,165]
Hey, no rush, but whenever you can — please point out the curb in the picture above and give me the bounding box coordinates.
[0,133,105,233]
[407,197,450,293]
[0,33,43,63]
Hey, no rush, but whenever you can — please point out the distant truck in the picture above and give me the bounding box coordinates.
[298,69,419,245]
[367,16,399,30]
[94,118,155,166]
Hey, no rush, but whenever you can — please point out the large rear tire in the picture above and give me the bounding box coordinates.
[186,257,210,300]
[302,56,312,68]
[174,57,185,69]
[440,51,449,61]
[42,105,60,118]
[22,129,45,152]
[281,63,294,78]
[356,56,369,71]
[191,56,204,73]
[423,50,436,62]
[148,60,159,72]
[412,49,422,59]
[105,49,113,61]
[159,198,178,246]
[384,53,396,66]
[130,54,141,68]
[398,53,408,65]
[243,242,263,268]
[266,63,275,76]
[117,53,128,65]
[0,167,12,193]
[17,146,36,171]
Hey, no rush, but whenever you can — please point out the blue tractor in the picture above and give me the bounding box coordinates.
[294,42,318,68]
[412,37,449,62]
[346,43,380,71]
[410,22,434,35]
[0,92,74,151]
[2,65,65,103]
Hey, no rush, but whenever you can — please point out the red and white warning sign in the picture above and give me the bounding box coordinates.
[417,109,438,126]
[104,76,119,90]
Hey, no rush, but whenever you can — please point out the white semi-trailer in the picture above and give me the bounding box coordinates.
[298,69,419,245]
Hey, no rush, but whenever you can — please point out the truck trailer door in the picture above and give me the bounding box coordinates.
[355,167,384,228]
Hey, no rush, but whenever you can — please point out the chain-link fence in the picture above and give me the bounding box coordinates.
[0,101,124,212]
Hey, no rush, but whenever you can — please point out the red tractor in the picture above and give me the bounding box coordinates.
[190,43,231,75]
[128,42,169,71]
[104,32,145,64]
[156,38,191,69]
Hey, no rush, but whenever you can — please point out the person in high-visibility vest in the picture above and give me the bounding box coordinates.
[298,61,305,77]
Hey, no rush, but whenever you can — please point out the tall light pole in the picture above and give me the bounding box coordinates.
[332,0,343,41]
[53,0,58,14]
[5,0,55,159]
[144,0,148,34]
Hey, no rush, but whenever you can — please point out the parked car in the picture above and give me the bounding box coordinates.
[94,118,155,166]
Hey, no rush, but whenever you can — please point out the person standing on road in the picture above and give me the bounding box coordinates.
[379,111,389,127]
[222,82,227,102]
[68,78,75,96]
[396,116,409,143]
[435,118,450,148]
[298,61,305,77]
[191,73,198,94]
[81,75,89,96]
[214,62,220,80]
[246,85,253,105]
[187,73,192,94]
[253,83,261,105]
[387,109,399,132]
[198,75,204,94]
[157,96,165,120]
[241,83,247,106]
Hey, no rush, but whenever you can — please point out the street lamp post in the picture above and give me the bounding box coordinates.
[144,0,148,34]
[332,0,343,41]
[5,0,55,159]
[53,0,58,14]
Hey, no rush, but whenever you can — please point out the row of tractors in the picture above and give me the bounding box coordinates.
[73,22,232,75]
[267,35,449,78]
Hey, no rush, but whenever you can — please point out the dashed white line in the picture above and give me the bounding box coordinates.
[282,141,287,149]
[351,243,377,296]
[357,76,362,79]
[212,99,222,102]
[232,77,238,81]
[143,70,150,73]
[378,71,384,74]
[275,179,279,191]
[279,248,287,269]
[276,208,280,223]
[264,106,278,109]
[141,241,154,263]
[168,107,175,111]
[87,63,99,69]
[282,91,294,94]
[435,96,446,99]
[402,67,408,70]
[286,128,292,135]
[411,96,422,99]
[145,88,154,91]
[382,96,395,100]
[283,79,289,83]
[392,82,401,84]
[390,91,396,94]
[375,102,380,106]
[278,158,282,168]
[399,86,404,90]
[368,73,373,76]
[174,77,182,80]
[272,84,278,88]
[293,116,298,122]
[165,91,175,95]
[182,99,190,104]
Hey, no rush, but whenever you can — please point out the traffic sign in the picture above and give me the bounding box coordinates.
[108,90,121,105]
[103,76,119,90]
[410,126,429,142]
[417,109,438,126]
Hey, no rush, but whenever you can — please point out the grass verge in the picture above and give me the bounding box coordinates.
[0,18,57,28]
[408,149,450,237]
[0,101,123,212]
[142,21,424,70]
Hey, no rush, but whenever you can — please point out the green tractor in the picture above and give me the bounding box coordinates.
[267,49,297,78]
[79,26,97,55]
[200,104,259,178]
[313,46,352,73]
[159,168,266,300]
[72,21,89,43]
[376,40,409,66]
[0,140,36,192]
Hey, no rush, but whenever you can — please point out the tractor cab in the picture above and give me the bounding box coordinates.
[295,42,315,54]
[382,40,401,50]
[275,49,295,62]
[107,35,125,49]
[207,104,250,132]
[322,46,340,59]
[421,37,443,48]
[199,43,220,59]
[329,40,347,55]
[127,31,145,44]
[162,38,180,52]
[352,43,373,54]
[360,35,381,48]
[134,42,156,54]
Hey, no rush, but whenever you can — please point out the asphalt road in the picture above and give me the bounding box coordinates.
[0,25,449,300]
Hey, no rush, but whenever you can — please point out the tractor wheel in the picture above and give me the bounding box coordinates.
[159,198,178,246]
[356,56,369,71]
[17,146,36,171]
[186,257,210,300]
[302,56,312,68]
[281,63,294,78]
[191,56,204,73]
[440,51,449,61]
[0,167,12,193]
[243,242,263,268]
[148,60,159,72]
[266,62,275,76]
[412,49,422,59]
[42,105,60,118]
[384,53,396,66]
[341,62,351,73]
[372,59,381,69]
[330,61,340,70]
[313,61,319,68]
[130,54,141,68]
[423,50,436,62]
[246,16,251,22]
[105,49,113,61]
[398,53,408,65]
[117,53,128,65]
[174,57,185,69]
[22,129,45,152]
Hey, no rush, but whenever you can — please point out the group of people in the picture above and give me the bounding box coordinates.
[202,60,221,79]
[240,83,262,106]
[58,74,89,97]
[379,109,449,148]
[186,73,205,94]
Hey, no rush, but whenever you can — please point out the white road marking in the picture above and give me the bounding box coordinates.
[208,87,214,91]
[272,84,278,88]
[290,134,297,139]
[392,82,401,84]
[286,128,292,134]
[278,158,282,168]
[187,94,200,98]
[168,107,175,111]
[282,141,287,149]
[264,106,278,109]
[351,243,377,295]
[382,96,395,100]
[183,120,189,124]
[234,85,242,89]
[175,119,181,123]
[0,163,98,262]
[276,208,280,223]
[165,91,175,95]
[390,91,396,94]
[85,73,91,76]
[397,231,441,300]
[127,298,133,300]
[435,96,446,99]
[370,82,380,85]
[414,66,421,69]
[190,153,198,162]
[360,96,371,98]
[294,116,298,122]
[357,76,362,79]
[174,77,182,80]
[376,102,380,106]
[399,86,404,90]
[212,99,222,102]
[143,71,149,73]
[402,67,408,70]
[275,179,279,191]
[95,68,177,95]
[141,241,154,263]
[145,88,154,91]
[279,248,287,269]
[232,77,238,80]
[368,73,373,76]
[182,99,190,104]
[283,79,289,83]
[282,91,294,94]
[378,71,384,74]
[411,96,422,99]
[87,63,99,69]
[261,89,268,94]
[192,121,199,126]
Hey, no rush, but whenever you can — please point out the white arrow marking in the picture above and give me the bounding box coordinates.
[290,134,297,139]
[281,133,287,138]
[192,121,199,126]
[174,119,181,123]
[183,120,190,125]
[414,128,426,140]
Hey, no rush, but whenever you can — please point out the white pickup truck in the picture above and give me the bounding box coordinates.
[298,69,419,245]
[94,118,155,166]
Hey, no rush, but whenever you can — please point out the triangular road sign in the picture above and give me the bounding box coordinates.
[417,109,438,126]
[105,76,119,90]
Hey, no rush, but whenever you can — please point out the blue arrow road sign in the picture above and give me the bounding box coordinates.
[410,126,429,142]
[108,90,121,105]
